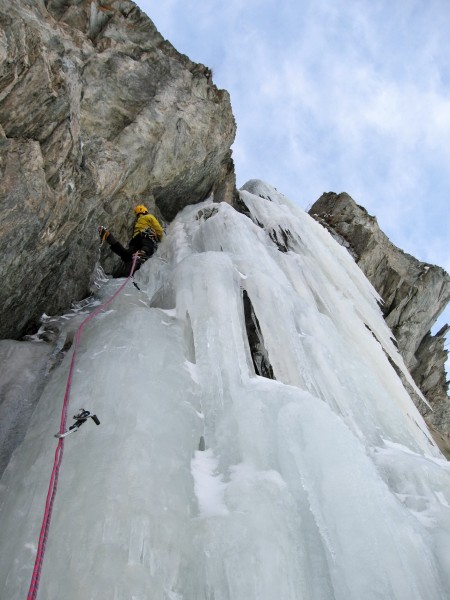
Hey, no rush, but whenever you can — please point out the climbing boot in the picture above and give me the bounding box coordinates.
[98,226,110,243]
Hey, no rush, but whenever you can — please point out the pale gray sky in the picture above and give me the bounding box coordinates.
[136,0,449,334]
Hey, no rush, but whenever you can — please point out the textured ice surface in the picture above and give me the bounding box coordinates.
[0,181,449,599]
[0,340,50,476]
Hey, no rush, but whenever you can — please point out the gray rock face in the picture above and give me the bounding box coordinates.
[0,0,236,339]
[309,192,450,446]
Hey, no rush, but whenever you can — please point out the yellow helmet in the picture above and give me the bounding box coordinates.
[134,204,148,215]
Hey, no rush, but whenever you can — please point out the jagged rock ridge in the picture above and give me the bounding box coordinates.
[0,0,236,339]
[309,192,450,453]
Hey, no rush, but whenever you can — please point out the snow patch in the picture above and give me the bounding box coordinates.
[191,449,229,517]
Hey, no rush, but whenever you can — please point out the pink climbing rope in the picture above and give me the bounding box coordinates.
[27,253,139,600]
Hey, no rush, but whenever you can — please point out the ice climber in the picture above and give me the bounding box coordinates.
[98,204,163,271]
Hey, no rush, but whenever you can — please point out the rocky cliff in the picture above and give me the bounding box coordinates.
[0,0,236,340]
[2,0,449,463]
[309,192,450,452]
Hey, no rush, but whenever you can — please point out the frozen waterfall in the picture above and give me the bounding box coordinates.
[1,180,449,600]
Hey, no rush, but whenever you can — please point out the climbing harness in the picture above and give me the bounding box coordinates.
[141,227,159,243]
[27,252,139,600]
